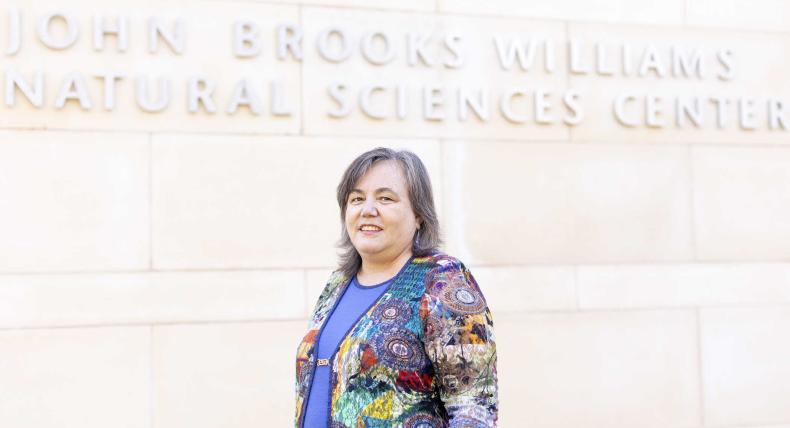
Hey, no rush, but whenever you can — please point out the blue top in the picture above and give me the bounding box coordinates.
[302,274,396,427]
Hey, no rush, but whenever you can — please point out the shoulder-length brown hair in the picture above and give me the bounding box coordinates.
[335,147,441,278]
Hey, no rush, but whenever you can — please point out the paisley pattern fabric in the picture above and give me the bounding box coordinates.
[295,252,498,427]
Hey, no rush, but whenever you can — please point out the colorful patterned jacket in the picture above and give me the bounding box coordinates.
[294,252,498,427]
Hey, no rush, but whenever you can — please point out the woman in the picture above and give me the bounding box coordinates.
[295,147,498,427]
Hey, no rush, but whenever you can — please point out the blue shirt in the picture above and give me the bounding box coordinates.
[302,275,394,427]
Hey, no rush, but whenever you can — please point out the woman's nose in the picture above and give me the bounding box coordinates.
[361,200,378,216]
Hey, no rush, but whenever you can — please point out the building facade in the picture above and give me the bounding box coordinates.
[1,0,789,427]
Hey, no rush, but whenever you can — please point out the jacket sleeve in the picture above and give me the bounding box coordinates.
[420,258,499,427]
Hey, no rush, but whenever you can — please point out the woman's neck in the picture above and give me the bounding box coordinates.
[357,249,412,285]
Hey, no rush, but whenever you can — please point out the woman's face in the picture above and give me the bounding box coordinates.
[345,160,420,265]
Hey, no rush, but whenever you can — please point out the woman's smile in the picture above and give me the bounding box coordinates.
[359,224,383,235]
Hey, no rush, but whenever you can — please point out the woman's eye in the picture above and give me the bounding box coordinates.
[350,196,362,203]
[380,197,393,201]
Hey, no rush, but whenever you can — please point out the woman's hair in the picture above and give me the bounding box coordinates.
[336,147,441,278]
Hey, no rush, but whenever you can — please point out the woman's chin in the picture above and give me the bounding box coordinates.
[355,246,384,258]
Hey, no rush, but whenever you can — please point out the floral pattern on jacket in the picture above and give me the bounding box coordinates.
[295,252,498,427]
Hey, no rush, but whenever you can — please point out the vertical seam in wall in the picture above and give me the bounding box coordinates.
[695,308,706,427]
[683,0,689,26]
[299,5,305,136]
[564,21,573,143]
[573,265,580,311]
[440,138,454,254]
[149,325,155,428]
[148,133,154,271]
[303,269,309,317]
[438,139,444,247]
[688,144,698,261]
[438,138,445,248]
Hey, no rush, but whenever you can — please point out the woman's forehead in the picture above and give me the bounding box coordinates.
[354,161,407,191]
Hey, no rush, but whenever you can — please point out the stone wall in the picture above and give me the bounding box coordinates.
[1,1,789,427]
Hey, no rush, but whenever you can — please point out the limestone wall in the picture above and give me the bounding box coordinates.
[1,1,789,427]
